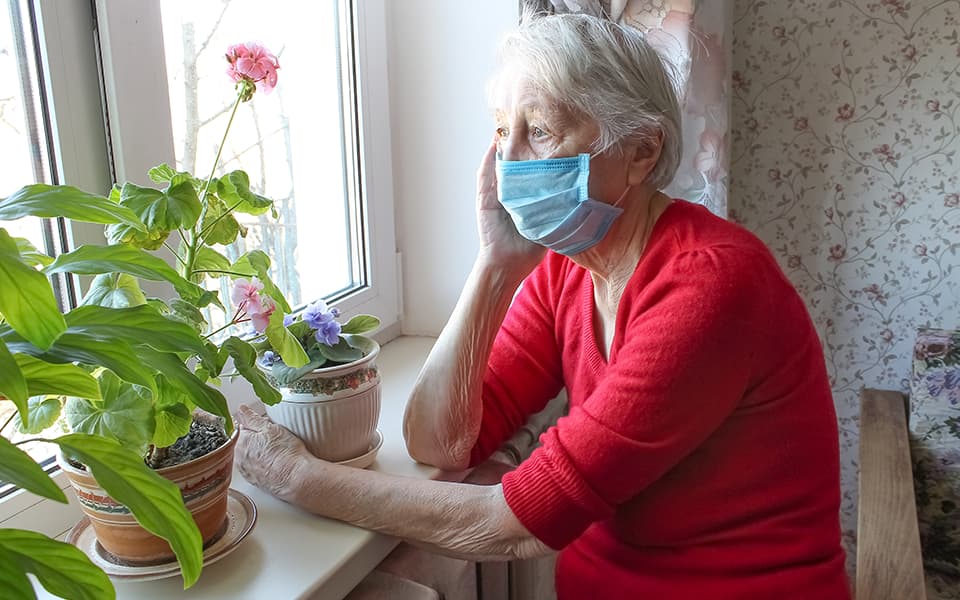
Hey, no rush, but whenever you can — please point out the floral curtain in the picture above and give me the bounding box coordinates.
[524,0,732,216]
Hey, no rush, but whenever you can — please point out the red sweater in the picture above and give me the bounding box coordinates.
[471,200,849,599]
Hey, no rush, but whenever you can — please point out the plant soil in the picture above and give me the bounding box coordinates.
[146,417,229,470]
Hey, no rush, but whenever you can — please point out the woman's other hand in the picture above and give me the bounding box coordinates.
[235,405,311,503]
[476,137,546,274]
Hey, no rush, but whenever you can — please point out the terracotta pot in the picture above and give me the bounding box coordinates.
[264,341,381,462]
[58,426,238,565]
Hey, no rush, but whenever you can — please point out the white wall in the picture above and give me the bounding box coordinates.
[386,1,518,336]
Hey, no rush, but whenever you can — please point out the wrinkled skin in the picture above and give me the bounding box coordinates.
[234,405,309,502]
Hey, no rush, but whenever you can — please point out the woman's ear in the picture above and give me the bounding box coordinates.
[626,130,664,186]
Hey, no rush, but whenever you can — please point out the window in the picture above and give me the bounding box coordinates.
[0,0,111,482]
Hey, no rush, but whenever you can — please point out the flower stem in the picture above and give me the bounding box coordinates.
[0,410,17,435]
[198,199,244,243]
[163,241,186,267]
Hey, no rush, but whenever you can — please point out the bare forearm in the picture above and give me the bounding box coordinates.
[288,459,552,562]
[403,258,525,470]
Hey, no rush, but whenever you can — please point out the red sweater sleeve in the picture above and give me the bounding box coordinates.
[469,258,566,466]
[502,247,771,549]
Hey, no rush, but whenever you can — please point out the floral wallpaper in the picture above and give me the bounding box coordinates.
[730,0,960,581]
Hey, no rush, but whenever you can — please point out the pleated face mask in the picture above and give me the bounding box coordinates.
[495,153,624,256]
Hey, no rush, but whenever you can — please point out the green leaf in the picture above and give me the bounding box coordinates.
[14,236,52,267]
[0,436,66,502]
[2,332,157,393]
[0,548,34,600]
[217,170,273,216]
[166,299,208,334]
[44,244,208,306]
[14,395,63,434]
[199,195,241,246]
[152,375,194,447]
[55,433,203,588]
[119,181,201,232]
[0,340,28,417]
[0,529,114,600]
[315,338,364,363]
[16,354,101,399]
[265,310,309,368]
[194,246,231,273]
[222,337,281,406]
[0,184,145,231]
[65,372,154,450]
[340,314,380,335]
[148,163,177,183]
[231,251,291,313]
[270,346,327,386]
[65,304,206,356]
[138,349,232,433]
[0,228,66,350]
[80,273,147,308]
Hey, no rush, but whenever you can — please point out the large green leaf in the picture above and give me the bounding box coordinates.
[120,181,201,232]
[138,349,232,432]
[2,332,157,393]
[198,195,242,246]
[0,340,28,417]
[340,314,381,335]
[0,529,114,600]
[148,163,178,183]
[0,228,66,350]
[65,372,154,451]
[44,244,209,307]
[0,548,34,600]
[80,273,147,308]
[152,375,194,447]
[222,337,281,406]
[55,433,203,589]
[265,309,309,368]
[65,304,206,355]
[0,184,144,231]
[0,436,66,502]
[315,338,364,363]
[14,395,63,435]
[13,236,52,267]
[16,354,101,400]
[193,245,232,274]
[217,170,273,216]
[270,345,327,387]
[231,251,291,313]
[165,299,208,335]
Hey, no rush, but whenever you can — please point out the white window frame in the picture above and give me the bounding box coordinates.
[94,0,401,330]
[1,0,400,518]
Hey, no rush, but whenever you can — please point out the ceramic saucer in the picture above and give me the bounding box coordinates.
[334,429,383,469]
[66,489,257,582]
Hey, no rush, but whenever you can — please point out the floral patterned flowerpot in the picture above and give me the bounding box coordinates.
[58,426,238,564]
[265,341,381,462]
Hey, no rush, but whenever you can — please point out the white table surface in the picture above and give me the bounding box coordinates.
[40,336,440,600]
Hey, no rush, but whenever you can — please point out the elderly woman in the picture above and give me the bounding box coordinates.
[236,12,850,599]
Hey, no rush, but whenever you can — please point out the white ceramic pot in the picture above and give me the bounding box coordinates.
[265,341,381,462]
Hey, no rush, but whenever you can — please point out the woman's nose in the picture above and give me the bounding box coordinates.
[498,137,532,161]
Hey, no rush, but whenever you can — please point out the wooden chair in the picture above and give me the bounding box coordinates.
[857,388,926,599]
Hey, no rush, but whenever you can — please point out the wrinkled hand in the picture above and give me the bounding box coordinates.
[235,405,312,503]
[476,137,546,274]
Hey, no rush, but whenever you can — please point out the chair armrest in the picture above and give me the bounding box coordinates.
[857,388,926,599]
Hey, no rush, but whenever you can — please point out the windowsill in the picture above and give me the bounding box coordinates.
[31,335,439,600]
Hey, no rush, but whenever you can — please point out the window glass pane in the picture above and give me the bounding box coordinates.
[0,0,64,471]
[159,0,359,316]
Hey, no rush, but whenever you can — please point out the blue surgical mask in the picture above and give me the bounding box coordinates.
[495,153,625,256]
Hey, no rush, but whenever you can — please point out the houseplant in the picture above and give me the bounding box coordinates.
[254,300,381,462]
[0,41,329,598]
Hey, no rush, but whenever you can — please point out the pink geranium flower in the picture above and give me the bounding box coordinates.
[231,277,265,313]
[248,296,277,333]
[226,42,280,95]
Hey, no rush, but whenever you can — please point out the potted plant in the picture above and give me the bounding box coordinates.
[254,301,381,463]
[0,41,319,597]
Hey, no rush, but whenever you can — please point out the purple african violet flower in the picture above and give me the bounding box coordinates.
[283,313,295,327]
[303,299,336,330]
[315,319,342,346]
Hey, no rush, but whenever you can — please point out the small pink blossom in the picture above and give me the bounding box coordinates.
[745,117,759,131]
[231,277,265,313]
[914,243,928,256]
[772,26,786,39]
[901,44,917,61]
[787,255,802,269]
[828,244,846,262]
[881,328,894,343]
[824,207,834,220]
[831,65,842,79]
[927,99,941,112]
[732,70,751,92]
[226,42,280,96]
[945,193,960,207]
[836,104,855,122]
[794,117,808,131]
[892,192,907,207]
[248,296,277,333]
[862,284,887,305]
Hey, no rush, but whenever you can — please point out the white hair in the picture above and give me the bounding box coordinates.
[490,11,683,189]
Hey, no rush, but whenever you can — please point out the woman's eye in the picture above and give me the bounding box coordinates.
[531,126,547,139]
[496,126,509,138]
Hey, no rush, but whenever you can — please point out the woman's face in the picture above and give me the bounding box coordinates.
[491,72,634,204]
